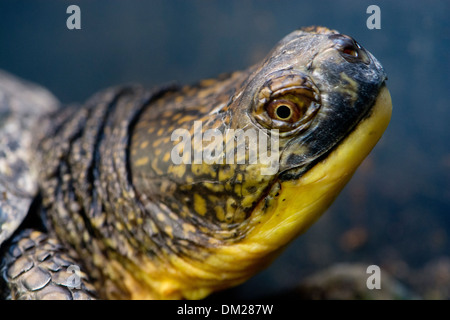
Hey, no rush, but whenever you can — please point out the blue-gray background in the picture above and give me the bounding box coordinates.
[1,0,449,298]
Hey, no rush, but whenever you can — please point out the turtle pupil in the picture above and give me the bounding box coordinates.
[276,105,291,119]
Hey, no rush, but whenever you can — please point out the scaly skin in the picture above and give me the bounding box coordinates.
[1,27,392,299]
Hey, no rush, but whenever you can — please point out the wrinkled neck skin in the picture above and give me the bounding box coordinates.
[37,28,391,300]
[124,32,391,300]
[124,88,391,300]
[127,69,281,299]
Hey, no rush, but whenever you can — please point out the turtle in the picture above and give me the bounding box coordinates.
[0,26,392,300]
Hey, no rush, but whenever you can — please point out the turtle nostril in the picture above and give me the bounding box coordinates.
[329,34,370,64]
[342,46,359,58]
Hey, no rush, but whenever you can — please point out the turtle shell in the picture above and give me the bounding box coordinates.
[0,70,59,245]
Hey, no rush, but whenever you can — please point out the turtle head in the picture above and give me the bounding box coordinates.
[127,27,392,299]
[205,26,391,242]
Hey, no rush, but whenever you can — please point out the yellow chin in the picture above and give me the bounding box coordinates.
[181,85,393,298]
[246,86,392,248]
[115,86,392,300]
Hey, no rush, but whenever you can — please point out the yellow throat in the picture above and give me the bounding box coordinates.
[113,86,392,300]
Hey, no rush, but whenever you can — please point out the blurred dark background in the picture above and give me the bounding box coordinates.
[1,0,449,299]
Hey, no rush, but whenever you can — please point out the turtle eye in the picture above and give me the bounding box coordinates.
[257,93,319,133]
[267,99,302,122]
[253,72,321,135]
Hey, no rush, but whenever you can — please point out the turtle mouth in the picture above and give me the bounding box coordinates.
[238,85,392,252]
[278,81,389,182]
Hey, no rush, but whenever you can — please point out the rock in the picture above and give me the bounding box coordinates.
[280,263,418,300]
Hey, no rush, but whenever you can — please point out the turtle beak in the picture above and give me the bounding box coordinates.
[246,85,392,249]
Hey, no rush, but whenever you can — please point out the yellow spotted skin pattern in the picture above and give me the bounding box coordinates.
[131,70,276,243]
[2,27,391,300]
